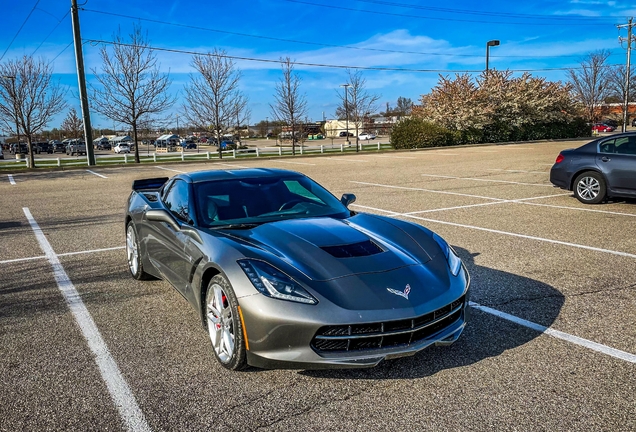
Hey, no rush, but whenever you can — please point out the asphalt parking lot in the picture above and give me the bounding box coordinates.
[1,139,634,431]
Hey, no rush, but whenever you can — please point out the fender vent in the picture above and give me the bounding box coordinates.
[320,240,383,258]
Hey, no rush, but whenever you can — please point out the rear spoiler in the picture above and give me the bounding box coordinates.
[132,177,169,192]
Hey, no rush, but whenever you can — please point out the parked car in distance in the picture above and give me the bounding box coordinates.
[52,142,66,153]
[114,143,131,154]
[181,139,197,149]
[358,132,377,140]
[10,143,29,154]
[631,118,636,127]
[0,150,4,160]
[592,123,615,133]
[339,131,354,137]
[34,142,53,154]
[66,140,87,156]
[603,119,619,128]
[97,141,112,150]
[550,132,636,204]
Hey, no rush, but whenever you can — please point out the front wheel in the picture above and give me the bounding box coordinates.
[205,275,248,370]
[573,171,606,204]
[126,222,153,280]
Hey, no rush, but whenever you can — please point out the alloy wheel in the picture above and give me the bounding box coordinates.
[126,225,139,276]
[576,176,600,201]
[206,284,235,364]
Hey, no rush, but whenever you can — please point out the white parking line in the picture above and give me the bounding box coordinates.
[352,181,510,201]
[430,152,459,156]
[216,162,250,168]
[155,166,185,173]
[22,208,151,432]
[487,169,547,174]
[8,174,16,185]
[271,160,316,166]
[367,155,417,159]
[350,203,636,259]
[469,302,636,363]
[86,170,107,179]
[323,157,368,162]
[422,174,554,187]
[0,246,127,265]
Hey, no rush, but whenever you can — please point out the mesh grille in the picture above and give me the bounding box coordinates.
[311,295,465,353]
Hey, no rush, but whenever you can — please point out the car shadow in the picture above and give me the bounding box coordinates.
[300,246,564,380]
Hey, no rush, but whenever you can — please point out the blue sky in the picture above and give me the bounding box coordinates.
[2,0,634,130]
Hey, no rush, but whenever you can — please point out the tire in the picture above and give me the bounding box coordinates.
[573,171,606,204]
[126,222,153,280]
[204,275,248,370]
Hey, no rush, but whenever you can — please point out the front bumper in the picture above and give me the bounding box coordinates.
[239,266,470,370]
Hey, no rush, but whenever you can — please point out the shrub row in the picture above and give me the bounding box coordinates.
[391,117,591,150]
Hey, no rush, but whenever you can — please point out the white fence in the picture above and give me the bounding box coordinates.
[0,142,392,169]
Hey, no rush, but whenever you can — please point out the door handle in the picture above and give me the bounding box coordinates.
[601,156,611,162]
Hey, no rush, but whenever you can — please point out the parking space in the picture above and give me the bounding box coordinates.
[1,139,634,431]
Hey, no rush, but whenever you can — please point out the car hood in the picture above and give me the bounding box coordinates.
[223,214,437,282]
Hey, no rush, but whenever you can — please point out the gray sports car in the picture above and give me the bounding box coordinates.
[125,169,469,370]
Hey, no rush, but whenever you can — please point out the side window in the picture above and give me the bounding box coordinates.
[163,179,192,223]
[599,139,615,154]
[615,136,636,155]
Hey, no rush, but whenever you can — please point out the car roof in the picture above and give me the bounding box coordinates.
[175,168,302,184]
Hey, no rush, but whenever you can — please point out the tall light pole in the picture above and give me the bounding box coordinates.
[618,18,635,132]
[341,83,350,145]
[266,116,269,139]
[2,75,19,150]
[176,114,179,137]
[486,40,500,72]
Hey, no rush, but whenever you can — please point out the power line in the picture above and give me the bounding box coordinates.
[0,0,42,62]
[81,8,617,59]
[281,0,612,26]
[83,38,623,73]
[32,10,71,56]
[50,41,74,64]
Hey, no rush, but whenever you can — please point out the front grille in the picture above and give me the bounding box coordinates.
[311,295,465,353]
[320,240,383,258]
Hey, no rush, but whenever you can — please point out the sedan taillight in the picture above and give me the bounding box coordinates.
[555,154,564,163]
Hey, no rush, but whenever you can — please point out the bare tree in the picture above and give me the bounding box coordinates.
[335,69,381,150]
[270,57,307,155]
[567,50,612,122]
[61,107,83,139]
[183,49,244,157]
[0,56,66,167]
[90,26,174,163]
[606,64,636,124]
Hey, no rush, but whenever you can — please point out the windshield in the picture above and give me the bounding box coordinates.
[194,175,350,228]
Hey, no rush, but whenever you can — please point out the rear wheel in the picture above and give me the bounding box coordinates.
[573,171,606,204]
[205,275,247,370]
[126,222,153,280]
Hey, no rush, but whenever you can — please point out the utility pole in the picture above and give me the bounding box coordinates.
[341,83,350,146]
[71,0,95,165]
[618,17,635,132]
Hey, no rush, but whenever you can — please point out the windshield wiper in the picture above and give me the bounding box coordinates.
[211,223,261,230]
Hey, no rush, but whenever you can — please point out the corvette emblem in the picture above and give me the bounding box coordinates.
[387,284,411,300]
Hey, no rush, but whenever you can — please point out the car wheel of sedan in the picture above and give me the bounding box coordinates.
[126,222,153,280]
[205,275,247,370]
[573,171,606,204]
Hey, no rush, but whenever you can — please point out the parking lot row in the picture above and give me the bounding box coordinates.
[1,140,634,431]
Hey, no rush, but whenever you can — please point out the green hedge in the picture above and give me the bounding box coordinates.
[390,118,458,150]
[391,117,591,150]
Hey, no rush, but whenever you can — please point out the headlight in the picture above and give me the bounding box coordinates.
[238,260,318,305]
[432,233,462,277]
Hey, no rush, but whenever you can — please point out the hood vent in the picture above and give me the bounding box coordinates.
[321,240,383,258]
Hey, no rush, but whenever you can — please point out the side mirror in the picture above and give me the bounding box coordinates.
[340,193,356,208]
[145,209,180,231]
